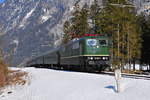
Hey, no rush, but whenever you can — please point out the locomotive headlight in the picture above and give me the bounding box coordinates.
[88,57,93,60]
[102,57,106,60]
[105,57,108,60]
[102,57,108,60]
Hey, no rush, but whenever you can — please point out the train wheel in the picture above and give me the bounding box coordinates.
[86,66,93,72]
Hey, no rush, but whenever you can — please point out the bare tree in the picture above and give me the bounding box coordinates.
[0,24,8,87]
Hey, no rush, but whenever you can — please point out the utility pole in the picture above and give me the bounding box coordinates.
[117,0,120,69]
[117,23,120,68]
[127,23,131,71]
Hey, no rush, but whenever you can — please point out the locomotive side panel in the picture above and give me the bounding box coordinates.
[44,52,58,65]
[60,40,81,66]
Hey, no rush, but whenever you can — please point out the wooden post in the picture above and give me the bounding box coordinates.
[115,69,122,93]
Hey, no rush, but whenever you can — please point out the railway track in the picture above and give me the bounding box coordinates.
[31,65,150,80]
[101,71,150,80]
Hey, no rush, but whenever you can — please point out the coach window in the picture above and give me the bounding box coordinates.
[73,42,79,49]
[62,47,65,52]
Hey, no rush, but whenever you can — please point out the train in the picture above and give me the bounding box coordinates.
[26,34,111,72]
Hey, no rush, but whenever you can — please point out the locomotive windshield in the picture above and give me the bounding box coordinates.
[86,39,108,46]
[86,39,97,46]
[99,40,107,46]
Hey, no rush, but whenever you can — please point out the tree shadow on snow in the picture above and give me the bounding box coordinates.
[105,85,116,92]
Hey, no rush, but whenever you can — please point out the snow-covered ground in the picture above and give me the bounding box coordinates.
[0,67,150,100]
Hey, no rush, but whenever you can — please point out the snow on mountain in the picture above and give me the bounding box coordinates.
[19,4,38,28]
[0,67,150,100]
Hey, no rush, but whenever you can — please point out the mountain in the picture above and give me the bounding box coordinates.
[0,0,144,67]
[0,0,100,66]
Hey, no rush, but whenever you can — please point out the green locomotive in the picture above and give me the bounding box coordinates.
[59,35,110,71]
[26,34,110,72]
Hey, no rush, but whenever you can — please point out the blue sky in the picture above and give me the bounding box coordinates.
[0,0,6,3]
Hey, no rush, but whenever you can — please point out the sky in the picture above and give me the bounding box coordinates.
[0,0,6,3]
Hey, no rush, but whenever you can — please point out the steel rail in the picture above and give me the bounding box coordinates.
[101,71,150,80]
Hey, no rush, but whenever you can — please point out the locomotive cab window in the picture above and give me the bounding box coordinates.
[86,39,97,46]
[99,40,107,46]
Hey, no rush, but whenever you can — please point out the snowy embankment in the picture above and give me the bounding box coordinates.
[0,67,150,100]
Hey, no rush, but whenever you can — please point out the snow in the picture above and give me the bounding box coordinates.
[70,6,75,11]
[24,9,35,20]
[41,15,51,23]
[1,67,150,100]
[19,8,35,27]
[13,39,19,46]
[124,64,149,70]
[19,1,40,28]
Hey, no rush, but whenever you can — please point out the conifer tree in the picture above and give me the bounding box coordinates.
[90,0,101,34]
[63,21,72,43]
[62,1,81,43]
[140,14,150,70]
[99,0,142,69]
[77,3,90,36]
[63,2,89,43]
